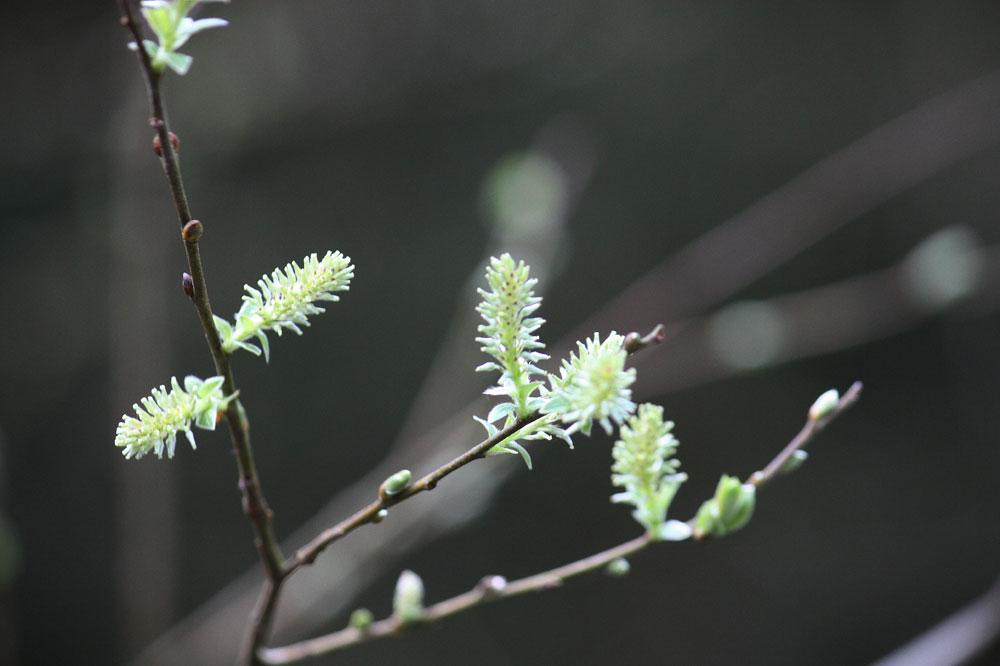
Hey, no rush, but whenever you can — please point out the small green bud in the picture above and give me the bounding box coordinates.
[606,558,630,577]
[372,509,389,523]
[393,570,425,624]
[808,389,840,421]
[349,608,373,630]
[695,475,756,538]
[778,450,809,475]
[381,469,412,497]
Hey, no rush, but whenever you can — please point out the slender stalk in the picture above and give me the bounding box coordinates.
[750,381,863,489]
[236,414,543,664]
[258,533,653,664]
[118,4,286,662]
[287,413,544,570]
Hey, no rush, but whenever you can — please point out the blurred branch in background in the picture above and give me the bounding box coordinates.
[871,576,1000,666]
[0,427,21,665]
[109,91,178,656]
[637,227,995,395]
[131,70,1000,666]
[572,70,1000,340]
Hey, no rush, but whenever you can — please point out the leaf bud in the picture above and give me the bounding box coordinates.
[476,575,507,596]
[182,272,195,300]
[654,519,693,542]
[392,570,425,624]
[606,558,630,577]
[778,450,808,475]
[182,219,203,243]
[380,469,412,498]
[152,131,180,157]
[694,475,755,538]
[809,389,840,421]
[349,608,374,630]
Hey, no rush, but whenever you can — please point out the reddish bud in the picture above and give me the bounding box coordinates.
[152,131,180,157]
[182,272,194,300]
[182,219,203,243]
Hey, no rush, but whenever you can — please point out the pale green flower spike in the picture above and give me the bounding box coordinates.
[115,375,235,460]
[474,257,640,468]
[611,404,689,539]
[130,0,229,75]
[542,332,637,436]
[476,253,549,419]
[474,254,564,468]
[214,251,354,361]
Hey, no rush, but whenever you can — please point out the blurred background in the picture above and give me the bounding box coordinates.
[1,1,999,664]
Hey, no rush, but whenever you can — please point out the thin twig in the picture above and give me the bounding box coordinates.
[287,413,545,570]
[258,381,862,663]
[750,381,863,488]
[118,3,286,663]
[286,324,666,573]
[258,533,652,664]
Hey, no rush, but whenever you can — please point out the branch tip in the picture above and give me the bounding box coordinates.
[624,324,666,354]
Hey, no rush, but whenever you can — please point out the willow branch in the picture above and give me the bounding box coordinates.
[258,533,652,664]
[259,380,862,663]
[286,323,666,573]
[117,0,285,596]
[750,381,863,489]
[286,412,545,571]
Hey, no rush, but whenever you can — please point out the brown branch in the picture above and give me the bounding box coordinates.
[285,323,666,573]
[238,326,666,661]
[749,381,863,488]
[258,533,652,664]
[286,412,546,571]
[258,380,861,663]
[118,3,285,663]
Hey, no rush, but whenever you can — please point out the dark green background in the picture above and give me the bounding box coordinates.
[2,1,999,664]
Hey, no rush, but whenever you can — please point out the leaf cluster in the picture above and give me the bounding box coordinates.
[131,0,228,75]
